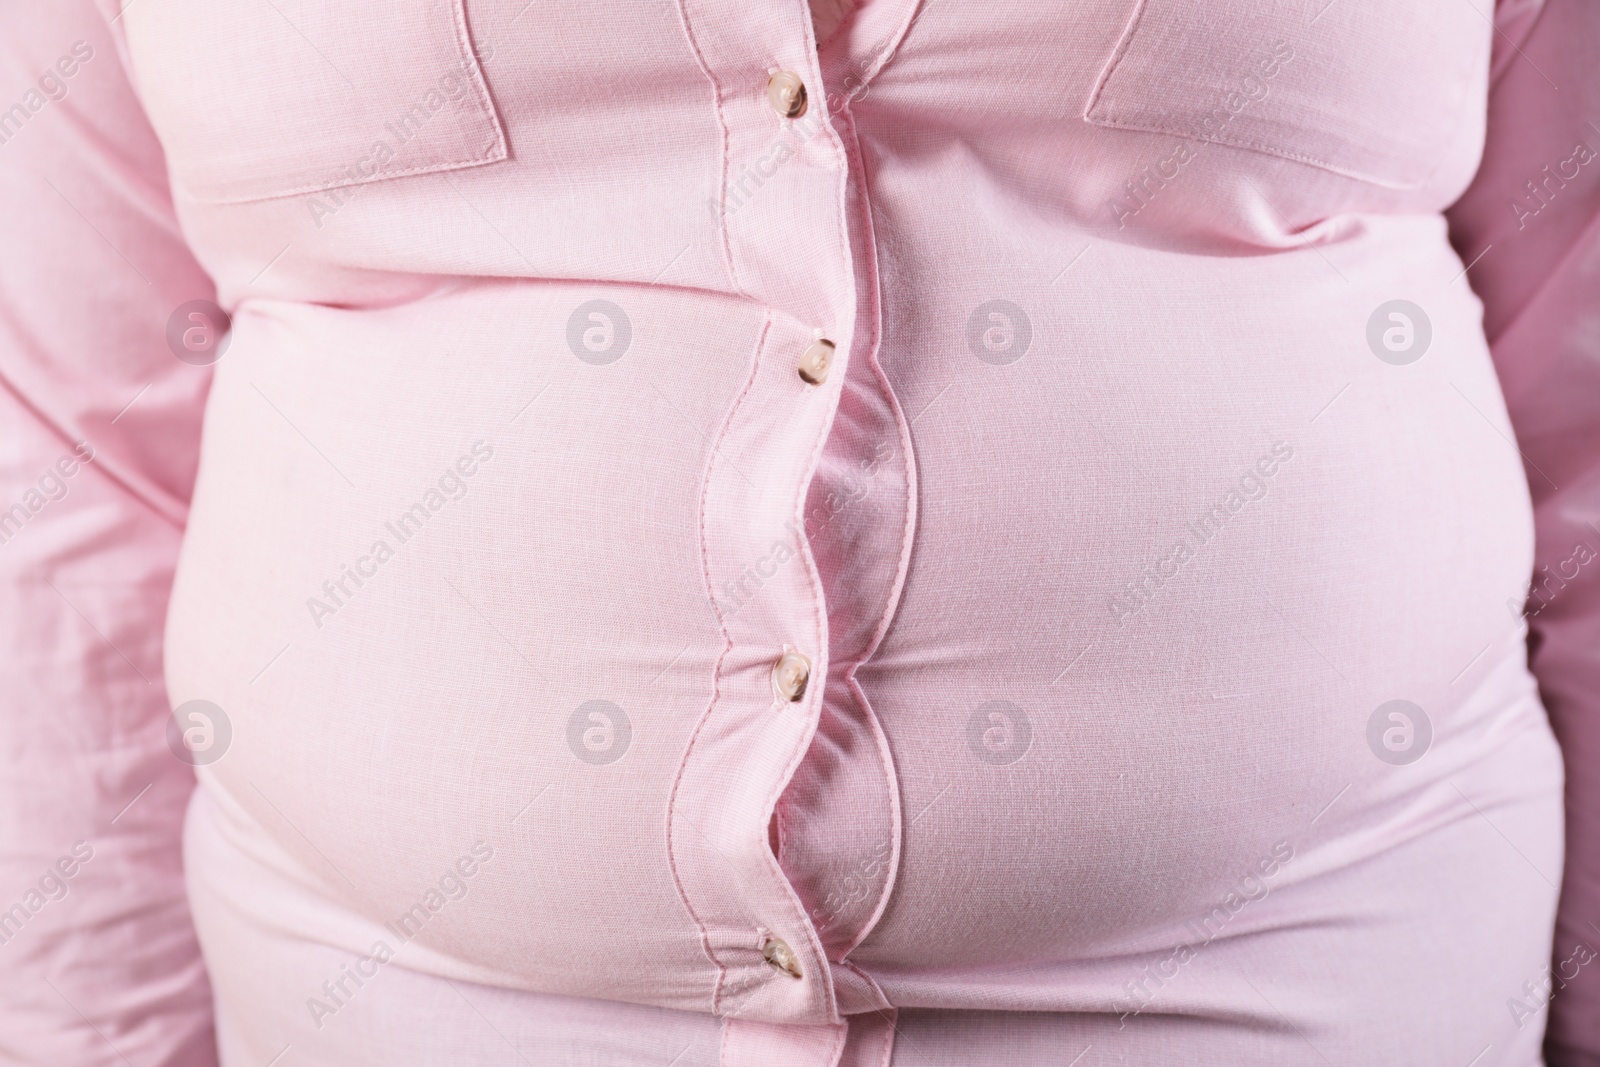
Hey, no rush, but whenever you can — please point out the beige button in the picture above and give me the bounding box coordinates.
[767,70,808,119]
[798,339,834,385]
[772,651,811,702]
[762,936,803,979]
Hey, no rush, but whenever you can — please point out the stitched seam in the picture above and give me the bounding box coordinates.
[836,959,892,1012]
[755,40,869,1015]
[874,1008,898,1067]
[734,12,868,1022]
[182,0,507,205]
[830,87,914,966]
[844,0,925,103]
[826,1020,848,1067]
[672,0,751,299]
[1088,114,1429,190]
[181,0,505,204]
[1083,0,1469,191]
[813,1,854,53]
[183,146,506,205]
[757,337,846,1022]
[668,313,772,1017]
[667,637,734,1016]
[1082,0,1150,122]
[839,674,901,958]
[450,0,511,162]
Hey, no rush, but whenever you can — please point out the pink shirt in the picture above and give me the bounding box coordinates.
[2,0,1598,1064]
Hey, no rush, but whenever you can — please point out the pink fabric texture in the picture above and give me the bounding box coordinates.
[1,0,1597,1065]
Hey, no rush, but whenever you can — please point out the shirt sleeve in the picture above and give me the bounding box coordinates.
[1446,1,1600,1061]
[0,2,218,1063]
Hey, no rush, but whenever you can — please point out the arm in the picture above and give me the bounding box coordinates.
[1447,0,1600,1060]
[0,2,216,1062]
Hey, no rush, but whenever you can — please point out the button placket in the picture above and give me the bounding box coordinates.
[667,315,847,1024]
[668,0,859,1033]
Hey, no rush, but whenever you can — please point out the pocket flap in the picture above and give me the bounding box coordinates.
[125,0,506,203]
[1083,0,1487,190]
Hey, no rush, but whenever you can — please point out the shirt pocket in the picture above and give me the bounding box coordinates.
[1082,0,1488,190]
[124,0,506,204]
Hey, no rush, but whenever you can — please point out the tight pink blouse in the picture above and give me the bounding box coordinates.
[3,0,1599,1064]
